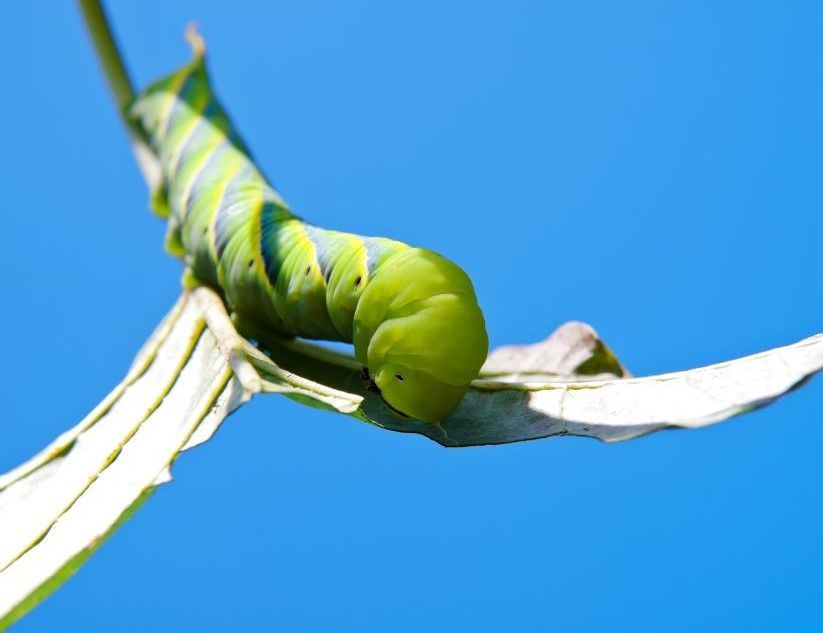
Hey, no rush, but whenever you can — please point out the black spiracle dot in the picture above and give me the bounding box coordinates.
[305,265,311,276]
[247,259,254,268]
[395,373,405,382]
[354,275,362,287]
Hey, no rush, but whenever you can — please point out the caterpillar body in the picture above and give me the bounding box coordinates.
[129,35,488,422]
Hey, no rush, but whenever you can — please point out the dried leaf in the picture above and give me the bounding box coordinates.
[263,329,823,446]
[1,292,820,628]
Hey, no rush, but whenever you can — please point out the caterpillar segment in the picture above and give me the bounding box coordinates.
[128,33,488,422]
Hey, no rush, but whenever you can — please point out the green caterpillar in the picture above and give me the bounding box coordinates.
[129,32,488,422]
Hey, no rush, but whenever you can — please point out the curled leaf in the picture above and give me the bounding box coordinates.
[480,320,629,381]
[260,324,823,446]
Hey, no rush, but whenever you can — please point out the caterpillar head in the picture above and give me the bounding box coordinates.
[353,248,488,423]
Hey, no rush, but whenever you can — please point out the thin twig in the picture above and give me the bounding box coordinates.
[77,0,160,189]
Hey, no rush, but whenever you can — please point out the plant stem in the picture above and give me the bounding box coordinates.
[77,0,160,189]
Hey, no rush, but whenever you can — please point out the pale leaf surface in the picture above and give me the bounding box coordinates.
[1,291,820,629]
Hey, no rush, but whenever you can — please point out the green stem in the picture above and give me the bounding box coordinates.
[77,0,160,189]
[77,0,134,113]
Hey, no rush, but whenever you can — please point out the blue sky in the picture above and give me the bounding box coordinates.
[1,1,821,631]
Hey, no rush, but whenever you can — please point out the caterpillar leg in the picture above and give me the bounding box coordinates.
[191,285,263,394]
[180,267,201,290]
[149,181,171,219]
[163,215,185,257]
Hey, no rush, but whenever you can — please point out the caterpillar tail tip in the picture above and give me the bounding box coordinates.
[184,22,206,58]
